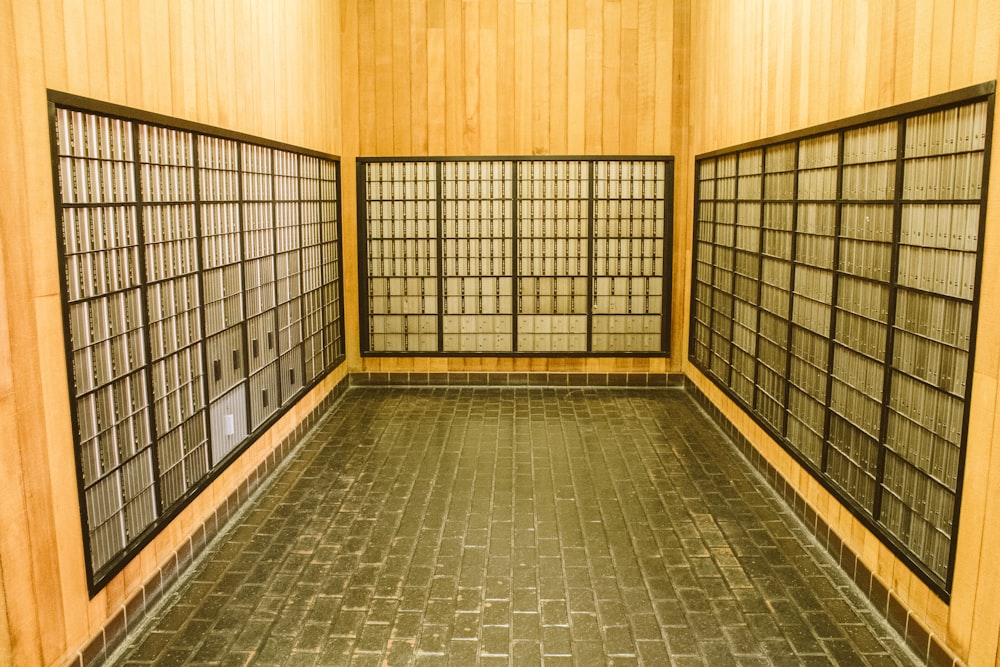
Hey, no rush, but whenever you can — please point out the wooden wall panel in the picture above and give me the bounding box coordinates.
[341,0,684,376]
[346,0,676,169]
[685,1,1000,664]
[0,1,343,664]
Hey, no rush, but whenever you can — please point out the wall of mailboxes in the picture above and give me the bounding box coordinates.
[689,88,993,596]
[51,94,346,591]
[357,157,673,355]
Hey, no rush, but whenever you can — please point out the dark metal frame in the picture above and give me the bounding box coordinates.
[48,90,346,595]
[356,155,674,357]
[688,81,996,599]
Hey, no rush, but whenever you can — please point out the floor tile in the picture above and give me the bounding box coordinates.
[111,387,919,666]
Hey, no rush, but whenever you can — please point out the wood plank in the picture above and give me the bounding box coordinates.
[426,25,447,155]
[479,2,498,155]
[166,0,187,118]
[928,0,954,94]
[374,1,394,154]
[812,0,832,125]
[948,0,977,87]
[566,28,585,153]
[841,1,865,115]
[633,0,655,153]
[0,554,9,667]
[38,0,68,92]
[392,0,413,154]
[409,0,430,154]
[513,0,532,153]
[0,9,43,645]
[862,0,883,110]
[877,0,897,107]
[102,0,127,104]
[972,0,1000,84]
[618,23,638,153]
[357,0,377,153]
[259,0,278,138]
[584,0,603,153]
[531,0,550,154]
[153,0,172,113]
[199,1,220,126]
[444,0,465,153]
[7,3,70,661]
[463,0,480,154]
[494,0,514,154]
[964,386,1000,664]
[62,0,89,94]
[654,0,673,154]
[340,0,360,157]
[788,0,806,129]
[548,0,568,154]
[601,0,620,152]
[909,0,933,99]
[760,1,775,136]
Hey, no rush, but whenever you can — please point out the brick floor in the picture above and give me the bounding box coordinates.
[112,387,919,666]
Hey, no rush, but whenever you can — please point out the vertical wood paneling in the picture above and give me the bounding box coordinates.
[1,2,343,664]
[345,0,680,376]
[410,1,430,154]
[348,2,677,156]
[687,2,1000,664]
[635,0,655,152]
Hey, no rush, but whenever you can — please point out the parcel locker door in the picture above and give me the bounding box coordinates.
[249,362,280,429]
[279,347,304,406]
[209,384,248,465]
[205,327,246,400]
[246,312,279,374]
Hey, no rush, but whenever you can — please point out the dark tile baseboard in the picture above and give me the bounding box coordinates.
[350,371,686,388]
[684,378,964,667]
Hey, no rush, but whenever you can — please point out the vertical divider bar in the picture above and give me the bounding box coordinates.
[686,159,703,366]
[436,160,446,352]
[873,119,910,522]
[586,159,596,352]
[191,133,212,499]
[511,159,519,351]
[239,143,255,433]
[662,158,674,354]
[783,142,802,449]
[131,122,165,520]
[225,140,247,469]
[268,148,283,407]
[819,131,847,476]
[704,161,717,367]
[723,159,739,390]
[355,161,370,354]
[334,160,347,361]
[751,151,768,420]
[778,145,801,438]
[830,136,848,468]
[295,155,306,382]
[295,156,305,388]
